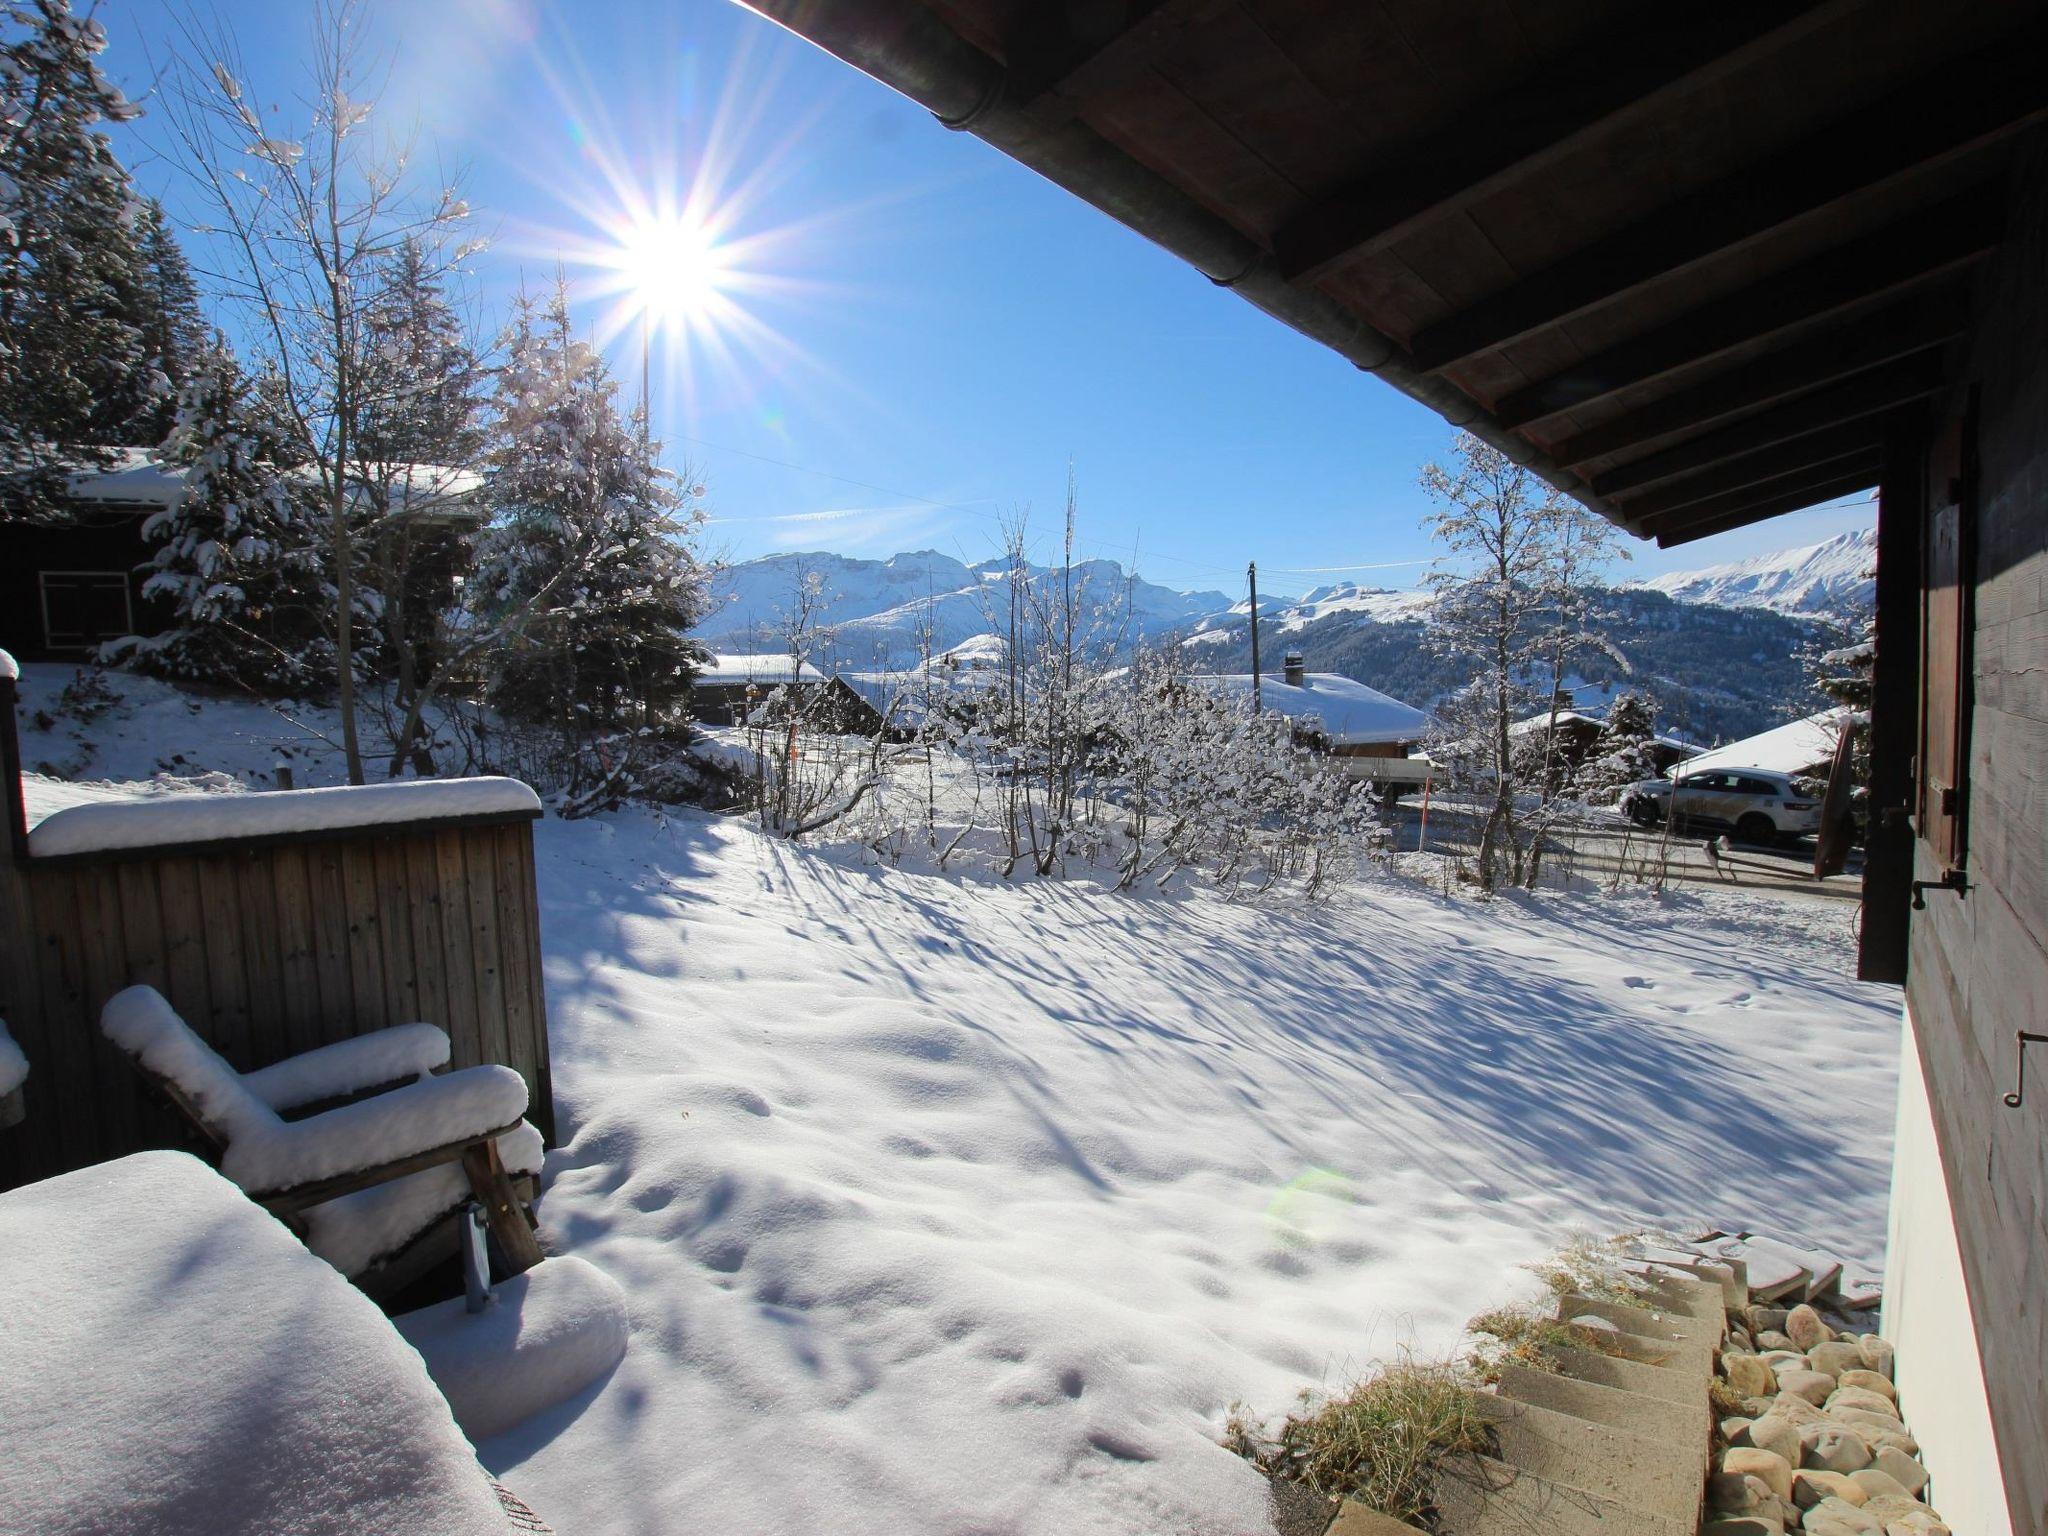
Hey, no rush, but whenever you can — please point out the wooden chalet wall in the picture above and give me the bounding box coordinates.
[1900,134,2048,1532]
[0,793,555,1192]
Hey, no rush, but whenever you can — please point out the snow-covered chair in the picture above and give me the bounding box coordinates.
[100,985,545,1287]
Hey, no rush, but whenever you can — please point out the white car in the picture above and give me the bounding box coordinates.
[1620,767,1823,845]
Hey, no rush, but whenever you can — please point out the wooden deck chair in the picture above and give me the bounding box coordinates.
[101,985,544,1282]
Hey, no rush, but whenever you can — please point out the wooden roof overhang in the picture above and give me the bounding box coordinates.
[738,0,2045,545]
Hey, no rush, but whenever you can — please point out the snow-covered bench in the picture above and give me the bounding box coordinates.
[0,1150,552,1535]
[100,985,545,1284]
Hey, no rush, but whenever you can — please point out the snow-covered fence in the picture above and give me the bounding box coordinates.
[0,673,554,1190]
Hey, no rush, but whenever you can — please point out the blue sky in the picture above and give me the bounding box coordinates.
[104,0,1874,599]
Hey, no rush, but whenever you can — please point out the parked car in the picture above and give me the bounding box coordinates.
[1619,767,1824,845]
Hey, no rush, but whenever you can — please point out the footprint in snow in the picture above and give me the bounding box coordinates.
[1622,976,1655,989]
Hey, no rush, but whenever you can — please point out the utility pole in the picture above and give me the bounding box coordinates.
[1247,560,1262,715]
[641,310,652,457]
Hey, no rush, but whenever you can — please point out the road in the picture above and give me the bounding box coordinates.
[1383,799,1866,904]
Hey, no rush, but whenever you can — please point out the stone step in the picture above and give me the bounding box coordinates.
[1558,1292,1721,1354]
[1560,1318,1708,1373]
[1432,1454,1691,1536]
[1473,1393,1705,1525]
[1325,1502,1425,1535]
[1539,1343,1705,1406]
[1496,1362,1710,1448]
[1633,1268,1733,1320]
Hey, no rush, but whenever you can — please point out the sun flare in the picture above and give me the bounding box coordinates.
[616,214,731,324]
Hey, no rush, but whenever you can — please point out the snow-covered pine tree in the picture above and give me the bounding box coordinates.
[0,0,153,515]
[475,283,708,810]
[353,234,485,769]
[116,343,320,691]
[1579,690,1663,803]
[129,198,210,444]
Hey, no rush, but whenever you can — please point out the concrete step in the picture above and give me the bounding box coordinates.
[1539,1343,1704,1406]
[1325,1503,1424,1535]
[1632,1269,1730,1322]
[1496,1362,1710,1448]
[1559,1318,1708,1373]
[1473,1393,1705,1525]
[1557,1292,1720,1355]
[1432,1454,1692,1536]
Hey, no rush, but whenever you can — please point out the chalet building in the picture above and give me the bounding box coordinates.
[744,3,2048,1527]
[690,652,886,734]
[1507,708,1699,779]
[0,455,486,664]
[1190,653,1428,759]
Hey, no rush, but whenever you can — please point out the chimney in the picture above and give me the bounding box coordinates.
[1283,652,1305,689]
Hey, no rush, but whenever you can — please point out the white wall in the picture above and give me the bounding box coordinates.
[1883,1005,2013,1536]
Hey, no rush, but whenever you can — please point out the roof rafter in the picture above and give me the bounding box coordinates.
[1593,351,1947,498]
[1406,23,2048,374]
[1548,289,1970,469]
[1491,189,2002,430]
[1608,421,1888,520]
[1630,453,1884,538]
[1272,1,1845,285]
[1653,471,1880,547]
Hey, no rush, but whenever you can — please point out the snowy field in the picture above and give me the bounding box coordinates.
[13,665,1902,1535]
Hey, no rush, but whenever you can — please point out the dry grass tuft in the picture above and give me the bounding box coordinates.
[1464,1306,1636,1382]
[1523,1231,1651,1303]
[1226,1357,1494,1527]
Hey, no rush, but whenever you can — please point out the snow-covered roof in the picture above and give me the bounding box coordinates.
[0,1151,519,1536]
[1188,672,1427,747]
[28,775,541,858]
[1679,709,1847,779]
[59,449,484,518]
[695,653,831,687]
[1509,708,1699,756]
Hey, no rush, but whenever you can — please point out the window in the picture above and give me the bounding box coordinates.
[1735,777,1777,797]
[39,572,133,652]
[1918,400,1975,873]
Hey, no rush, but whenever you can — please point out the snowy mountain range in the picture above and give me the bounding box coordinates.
[1632,527,1876,617]
[696,549,1231,667]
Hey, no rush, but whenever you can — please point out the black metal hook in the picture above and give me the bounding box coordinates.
[1911,870,1968,909]
[2003,1031,2048,1109]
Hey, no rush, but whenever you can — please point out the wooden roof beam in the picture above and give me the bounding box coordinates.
[1272,1,1843,285]
[1406,23,2048,374]
[1493,189,2002,430]
[1653,473,1879,547]
[1548,288,1971,468]
[1612,423,1887,519]
[1593,351,1948,498]
[1629,453,1883,538]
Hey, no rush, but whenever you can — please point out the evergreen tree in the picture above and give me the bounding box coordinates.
[475,283,708,804]
[1580,690,1663,801]
[352,235,485,735]
[130,199,210,442]
[0,0,155,515]
[115,343,321,691]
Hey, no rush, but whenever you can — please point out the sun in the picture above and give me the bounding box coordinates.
[617,215,731,325]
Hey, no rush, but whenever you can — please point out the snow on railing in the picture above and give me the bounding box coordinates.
[27,776,541,859]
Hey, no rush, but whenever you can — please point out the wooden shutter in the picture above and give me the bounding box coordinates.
[1918,402,1974,871]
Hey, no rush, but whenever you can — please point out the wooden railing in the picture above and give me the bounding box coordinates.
[0,668,554,1191]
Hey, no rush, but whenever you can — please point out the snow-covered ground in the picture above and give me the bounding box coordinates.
[12,664,1902,1535]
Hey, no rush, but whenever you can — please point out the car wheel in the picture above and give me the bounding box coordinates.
[1627,799,1661,827]
[1735,812,1775,846]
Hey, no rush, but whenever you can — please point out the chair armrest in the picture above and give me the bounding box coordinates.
[240,1024,452,1114]
[225,1065,529,1198]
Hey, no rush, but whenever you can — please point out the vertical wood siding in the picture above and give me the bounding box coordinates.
[1906,135,2048,1534]
[0,817,554,1192]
